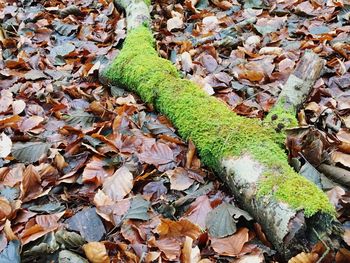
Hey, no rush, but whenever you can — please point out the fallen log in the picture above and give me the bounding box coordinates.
[104,0,337,258]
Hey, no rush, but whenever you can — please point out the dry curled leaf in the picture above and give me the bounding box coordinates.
[288,252,319,263]
[156,218,202,240]
[83,242,110,263]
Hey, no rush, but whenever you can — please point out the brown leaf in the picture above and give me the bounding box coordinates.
[148,236,181,261]
[19,116,44,132]
[184,195,212,229]
[138,142,175,170]
[331,151,350,168]
[83,242,110,263]
[181,236,201,263]
[82,156,114,186]
[156,218,202,240]
[165,167,194,191]
[201,55,217,73]
[336,248,350,263]
[20,165,43,202]
[0,198,12,223]
[20,212,64,245]
[102,166,133,201]
[288,252,319,263]
[210,228,249,256]
[0,90,13,113]
[239,70,264,82]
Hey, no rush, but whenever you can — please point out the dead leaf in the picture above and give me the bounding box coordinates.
[12,100,26,115]
[20,165,43,203]
[102,166,133,201]
[138,142,175,171]
[82,157,114,186]
[184,195,212,229]
[0,90,13,113]
[0,132,12,158]
[0,198,12,223]
[331,151,350,168]
[210,228,249,256]
[19,116,44,132]
[165,167,194,191]
[156,218,202,240]
[83,242,110,263]
[148,236,181,261]
[167,17,184,31]
[288,252,319,263]
[181,236,201,263]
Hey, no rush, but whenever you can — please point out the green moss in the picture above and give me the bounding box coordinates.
[264,99,299,142]
[105,26,335,217]
[144,0,151,6]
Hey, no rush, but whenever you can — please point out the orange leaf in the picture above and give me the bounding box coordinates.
[83,242,110,263]
[156,218,202,240]
[20,165,43,202]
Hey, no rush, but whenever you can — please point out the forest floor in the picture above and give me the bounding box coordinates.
[0,0,350,262]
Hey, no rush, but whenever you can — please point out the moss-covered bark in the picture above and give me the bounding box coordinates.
[103,16,338,255]
[105,26,333,217]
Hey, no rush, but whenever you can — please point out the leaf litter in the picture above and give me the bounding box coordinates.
[0,0,350,262]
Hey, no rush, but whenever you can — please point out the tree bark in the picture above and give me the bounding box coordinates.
[104,0,338,258]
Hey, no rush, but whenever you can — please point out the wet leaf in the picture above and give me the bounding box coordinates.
[138,142,175,171]
[12,141,51,163]
[102,166,133,201]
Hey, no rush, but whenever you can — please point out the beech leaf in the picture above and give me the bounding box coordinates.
[12,141,50,163]
[0,132,12,158]
[206,203,237,238]
[102,166,133,201]
[210,228,249,256]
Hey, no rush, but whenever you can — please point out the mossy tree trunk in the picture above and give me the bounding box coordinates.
[105,0,337,258]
